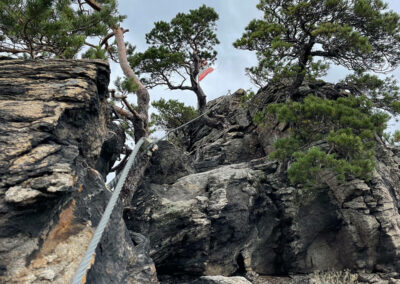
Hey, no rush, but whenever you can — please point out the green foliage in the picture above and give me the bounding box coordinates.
[263,94,390,187]
[384,130,400,144]
[289,147,348,186]
[0,0,124,58]
[234,0,400,87]
[121,78,139,94]
[341,71,400,116]
[241,89,256,103]
[120,119,135,140]
[129,5,219,90]
[114,76,139,94]
[151,98,197,130]
[394,130,400,143]
[82,46,108,60]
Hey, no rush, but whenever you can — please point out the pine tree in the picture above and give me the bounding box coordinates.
[0,0,123,59]
[129,5,219,115]
[151,99,197,131]
[259,94,389,188]
[234,0,400,89]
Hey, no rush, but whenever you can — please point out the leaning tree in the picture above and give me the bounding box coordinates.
[234,0,400,90]
[129,5,220,117]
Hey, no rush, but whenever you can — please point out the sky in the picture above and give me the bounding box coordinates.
[111,0,400,131]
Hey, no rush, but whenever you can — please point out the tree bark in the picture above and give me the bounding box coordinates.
[189,55,224,128]
[292,40,315,91]
[192,85,223,128]
[113,26,149,142]
[84,0,149,142]
[193,85,207,114]
[292,54,308,90]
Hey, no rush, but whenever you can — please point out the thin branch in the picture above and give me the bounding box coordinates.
[122,97,141,119]
[112,94,128,100]
[84,0,102,11]
[100,29,129,47]
[84,41,97,48]
[310,50,337,58]
[110,147,132,173]
[160,72,193,91]
[113,105,134,120]
[113,102,146,123]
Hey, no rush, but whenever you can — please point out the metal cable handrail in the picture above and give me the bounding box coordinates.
[73,91,231,283]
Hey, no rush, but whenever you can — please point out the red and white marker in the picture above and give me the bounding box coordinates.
[198,60,214,82]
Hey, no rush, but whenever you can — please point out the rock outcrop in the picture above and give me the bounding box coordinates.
[2,59,400,284]
[125,85,400,283]
[0,59,157,283]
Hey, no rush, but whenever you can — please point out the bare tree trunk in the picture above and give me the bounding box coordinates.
[84,0,150,142]
[194,85,207,114]
[192,84,224,128]
[291,40,314,92]
[85,0,151,212]
[189,57,224,128]
[113,27,149,142]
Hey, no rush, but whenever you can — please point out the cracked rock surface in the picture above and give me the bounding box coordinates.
[125,86,400,283]
[0,59,157,283]
[2,60,400,284]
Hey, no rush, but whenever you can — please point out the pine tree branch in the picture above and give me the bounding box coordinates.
[84,0,102,12]
[114,26,150,141]
[122,97,146,121]
[160,72,193,91]
[84,41,98,48]
[83,0,149,141]
[100,29,129,47]
[113,105,134,120]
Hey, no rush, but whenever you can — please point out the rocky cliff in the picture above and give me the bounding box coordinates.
[0,59,157,283]
[2,60,400,284]
[126,85,400,284]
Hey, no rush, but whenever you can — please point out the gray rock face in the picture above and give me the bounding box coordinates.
[185,89,265,172]
[0,59,157,283]
[126,157,279,277]
[125,86,400,282]
[2,60,400,283]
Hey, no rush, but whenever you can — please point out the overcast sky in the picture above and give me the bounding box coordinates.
[111,0,400,130]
